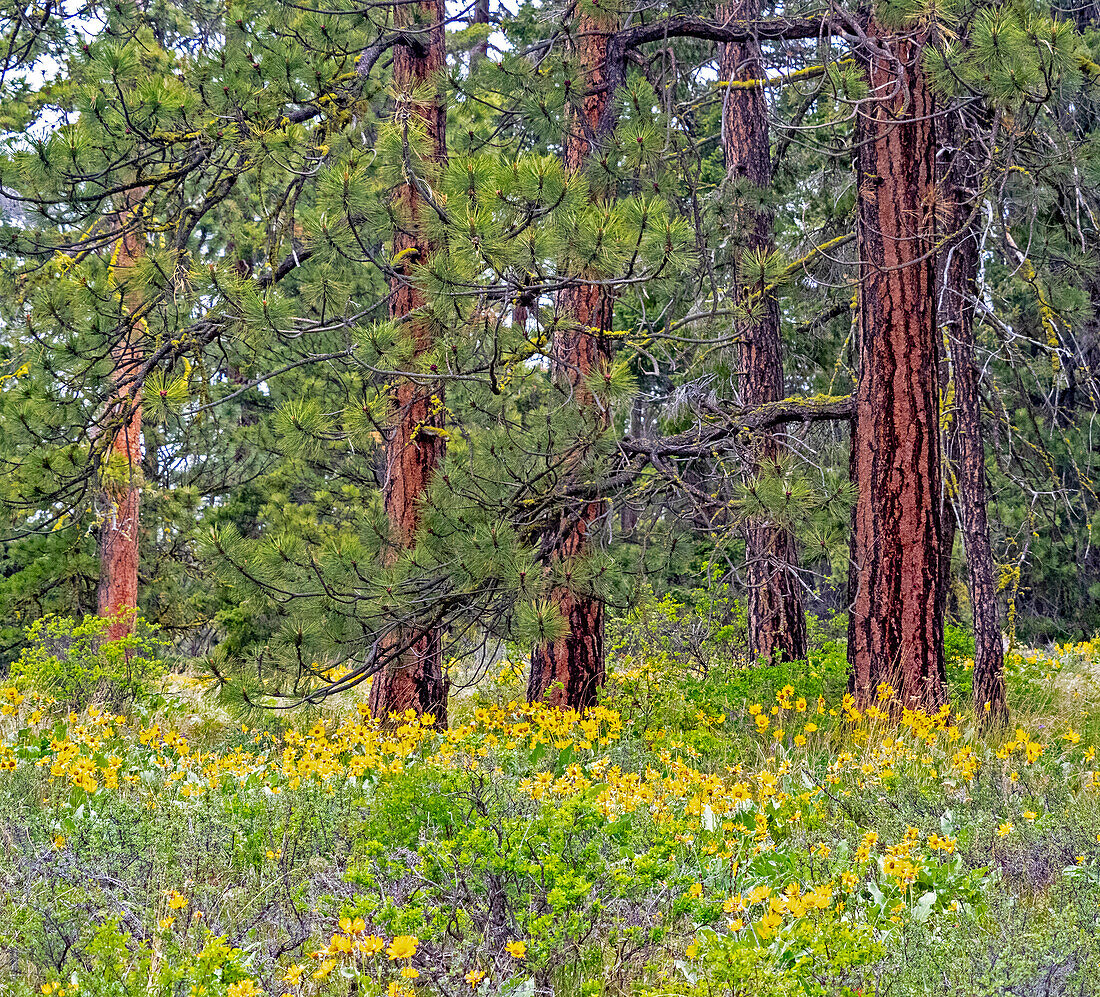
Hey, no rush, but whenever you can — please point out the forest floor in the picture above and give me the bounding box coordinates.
[2,635,1100,997]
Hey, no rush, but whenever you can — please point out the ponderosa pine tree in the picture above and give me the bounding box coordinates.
[527,3,615,710]
[97,207,145,640]
[366,0,450,723]
[720,0,807,665]
[945,186,1006,720]
[848,17,945,706]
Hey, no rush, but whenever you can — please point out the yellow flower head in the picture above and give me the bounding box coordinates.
[359,935,385,956]
[327,933,353,955]
[226,981,262,997]
[505,940,527,959]
[281,964,306,987]
[386,936,418,961]
[465,969,486,989]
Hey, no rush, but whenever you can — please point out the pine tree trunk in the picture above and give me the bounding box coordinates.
[936,238,957,636]
[368,0,449,724]
[947,206,1006,720]
[97,218,144,641]
[848,25,945,706]
[527,12,612,710]
[721,0,807,665]
[472,0,489,64]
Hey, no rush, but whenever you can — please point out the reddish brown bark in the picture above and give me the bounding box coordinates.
[368,0,449,725]
[721,0,807,665]
[97,218,144,641]
[527,12,612,710]
[848,26,945,707]
[945,192,1006,720]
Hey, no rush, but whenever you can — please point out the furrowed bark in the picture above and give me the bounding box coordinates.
[97,215,144,641]
[527,8,613,710]
[945,189,1006,720]
[368,0,449,725]
[848,24,945,707]
[721,0,807,665]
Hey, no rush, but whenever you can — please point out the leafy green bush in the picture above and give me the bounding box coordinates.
[11,613,167,707]
[943,623,976,667]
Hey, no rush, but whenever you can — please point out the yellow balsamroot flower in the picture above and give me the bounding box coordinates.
[465,969,486,988]
[158,917,175,930]
[327,933,353,955]
[282,964,306,987]
[227,981,262,997]
[387,935,418,961]
[927,833,957,854]
[996,822,1014,837]
[757,908,783,937]
[746,884,772,905]
[882,854,917,886]
[401,967,420,979]
[687,882,703,899]
[53,835,65,849]
[1023,810,1038,822]
[505,940,527,959]
[166,890,188,910]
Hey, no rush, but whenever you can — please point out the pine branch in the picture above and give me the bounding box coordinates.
[564,395,856,499]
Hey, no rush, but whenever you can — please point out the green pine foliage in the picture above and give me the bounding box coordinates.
[1,0,1100,688]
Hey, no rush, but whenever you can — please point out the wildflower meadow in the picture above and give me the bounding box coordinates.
[2,616,1100,997]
